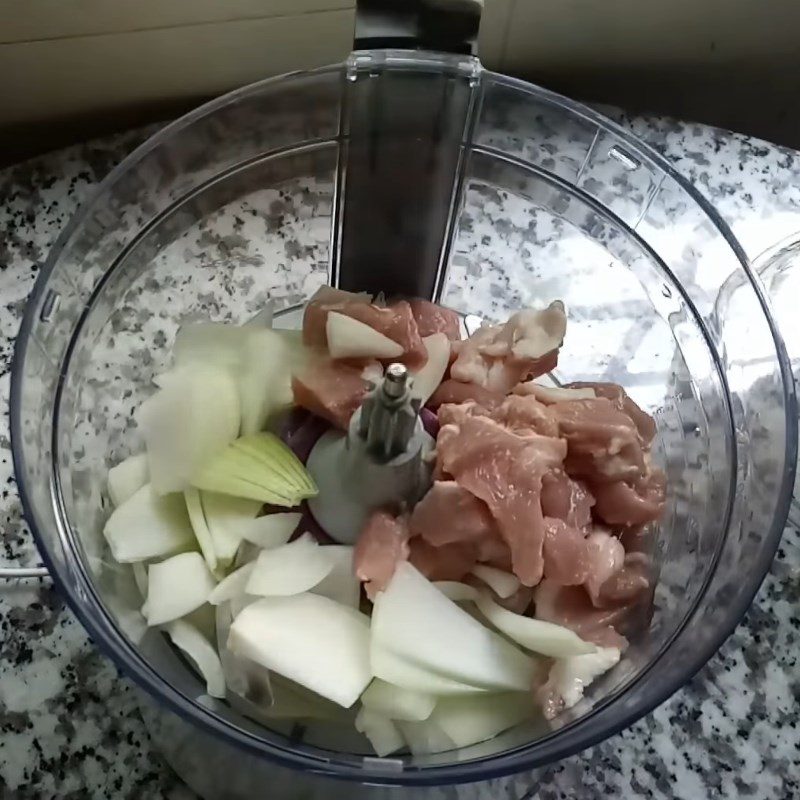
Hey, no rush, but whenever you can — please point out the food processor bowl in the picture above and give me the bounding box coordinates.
[11,49,796,794]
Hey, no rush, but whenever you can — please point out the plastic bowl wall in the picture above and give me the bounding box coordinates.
[11,52,796,789]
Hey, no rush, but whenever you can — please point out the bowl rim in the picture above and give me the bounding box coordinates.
[10,52,798,786]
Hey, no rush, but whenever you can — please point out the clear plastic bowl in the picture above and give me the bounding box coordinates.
[11,51,796,793]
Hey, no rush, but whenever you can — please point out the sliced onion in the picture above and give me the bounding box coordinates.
[326,312,404,359]
[470,565,521,599]
[184,487,219,573]
[142,552,216,626]
[191,432,317,506]
[411,333,450,404]
[200,491,262,568]
[165,619,226,698]
[372,564,535,692]
[310,545,360,608]
[245,533,335,597]
[370,644,486,696]
[355,707,406,757]
[208,562,256,606]
[107,453,149,507]
[474,593,596,657]
[172,322,248,369]
[429,692,532,750]
[239,513,302,549]
[395,719,454,756]
[360,678,435,722]
[103,484,194,563]
[138,365,241,495]
[228,593,372,708]
[238,328,297,435]
[433,581,480,602]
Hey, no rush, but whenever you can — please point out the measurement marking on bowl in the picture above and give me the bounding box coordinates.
[40,289,61,322]
[608,145,640,171]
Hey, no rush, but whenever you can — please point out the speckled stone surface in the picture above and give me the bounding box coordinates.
[1,107,799,800]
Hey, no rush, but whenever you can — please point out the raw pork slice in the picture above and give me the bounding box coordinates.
[449,302,566,393]
[582,531,625,606]
[491,394,560,438]
[428,379,504,411]
[596,552,652,607]
[410,481,498,548]
[354,510,410,598]
[550,398,646,483]
[540,471,594,529]
[592,469,666,527]
[292,360,368,430]
[534,578,650,649]
[542,518,591,586]
[568,381,656,444]
[409,298,461,341]
[436,414,567,586]
[407,538,477,582]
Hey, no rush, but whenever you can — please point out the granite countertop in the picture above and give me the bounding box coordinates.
[1,111,799,800]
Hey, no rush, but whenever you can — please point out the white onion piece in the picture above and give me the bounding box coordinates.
[411,333,450,404]
[527,384,596,403]
[103,484,194,563]
[142,552,216,626]
[429,692,532,750]
[107,453,149,507]
[355,707,405,757]
[470,565,521,599]
[372,564,535,692]
[474,593,596,657]
[433,581,480,602]
[370,644,486,696]
[132,561,148,596]
[208,562,255,606]
[541,647,621,711]
[238,513,301,549]
[396,719,454,756]
[137,366,240,494]
[326,312,404,359]
[228,594,372,708]
[245,533,335,597]
[201,491,262,567]
[310,545,359,608]
[165,619,226,698]
[172,322,247,369]
[361,678,435,722]
[184,487,218,573]
[238,328,296,435]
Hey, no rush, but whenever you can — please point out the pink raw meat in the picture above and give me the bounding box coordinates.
[540,470,594,528]
[533,580,630,650]
[491,394,560,438]
[596,552,651,607]
[354,510,410,599]
[568,381,657,444]
[407,538,477,582]
[410,481,498,547]
[592,469,666,527]
[582,530,626,606]
[428,379,504,411]
[542,517,591,586]
[292,360,369,430]
[551,398,646,484]
[409,298,461,341]
[436,414,567,586]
